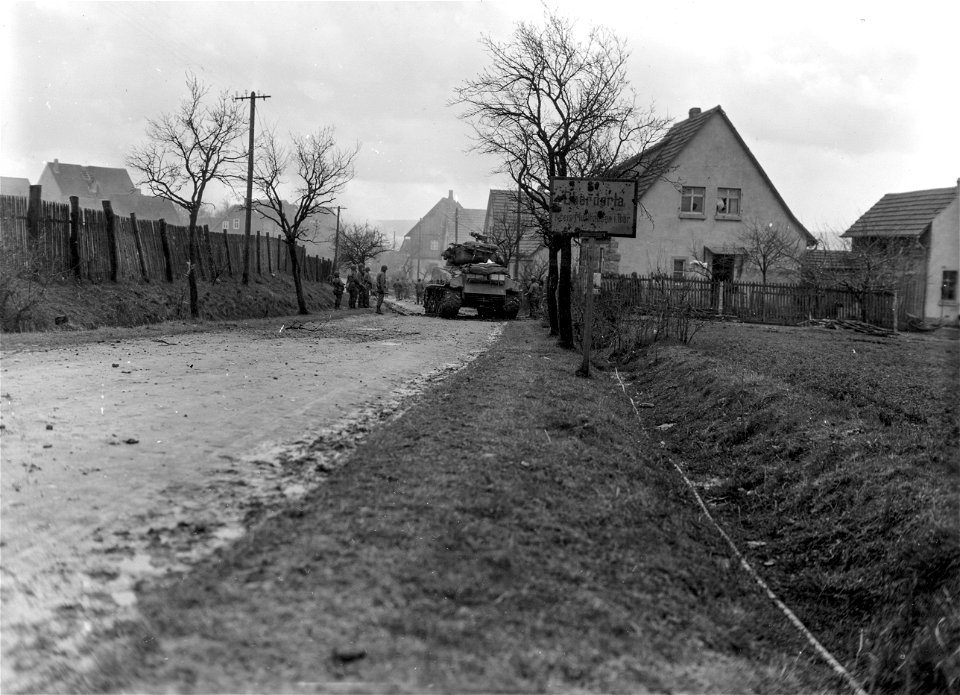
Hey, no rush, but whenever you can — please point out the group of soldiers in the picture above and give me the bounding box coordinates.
[330,267,543,317]
[330,268,429,310]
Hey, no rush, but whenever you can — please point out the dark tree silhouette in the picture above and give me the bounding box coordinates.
[453,11,668,347]
[128,74,247,317]
[252,127,358,314]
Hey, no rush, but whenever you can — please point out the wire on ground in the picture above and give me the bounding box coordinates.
[614,369,868,695]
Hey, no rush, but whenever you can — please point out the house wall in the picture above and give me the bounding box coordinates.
[925,185,960,324]
[36,167,64,199]
[613,115,806,281]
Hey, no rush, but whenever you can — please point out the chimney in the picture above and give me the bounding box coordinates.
[448,189,454,200]
[688,107,702,119]
[53,158,59,174]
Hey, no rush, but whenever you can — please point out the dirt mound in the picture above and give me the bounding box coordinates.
[1,275,335,334]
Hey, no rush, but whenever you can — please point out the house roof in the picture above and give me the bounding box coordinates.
[484,188,542,254]
[613,105,815,245]
[1,176,31,197]
[107,192,180,221]
[42,161,137,198]
[842,187,957,239]
[457,208,487,238]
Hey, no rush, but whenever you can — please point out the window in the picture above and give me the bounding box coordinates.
[716,188,741,217]
[222,221,229,231]
[943,270,958,302]
[680,186,705,215]
[430,240,439,251]
[233,218,240,230]
[672,258,686,280]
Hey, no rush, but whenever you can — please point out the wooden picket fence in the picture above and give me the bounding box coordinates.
[0,190,332,285]
[597,275,915,329]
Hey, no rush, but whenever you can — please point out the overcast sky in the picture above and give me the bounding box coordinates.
[2,0,957,235]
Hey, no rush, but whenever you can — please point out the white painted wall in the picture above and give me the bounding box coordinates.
[615,114,808,282]
[925,183,960,324]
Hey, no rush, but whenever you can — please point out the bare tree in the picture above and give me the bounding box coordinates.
[453,11,669,348]
[485,203,527,272]
[338,222,390,272]
[805,232,924,329]
[251,127,358,314]
[737,218,805,285]
[127,74,247,317]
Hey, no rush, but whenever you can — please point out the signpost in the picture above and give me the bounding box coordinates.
[550,177,638,377]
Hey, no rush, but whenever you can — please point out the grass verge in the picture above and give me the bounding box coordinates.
[64,319,884,694]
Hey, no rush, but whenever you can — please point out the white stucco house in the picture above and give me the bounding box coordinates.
[601,106,815,282]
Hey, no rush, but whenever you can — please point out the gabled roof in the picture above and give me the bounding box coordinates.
[107,192,180,221]
[41,161,137,198]
[457,208,487,238]
[483,188,542,254]
[613,105,814,244]
[614,106,720,198]
[842,187,957,239]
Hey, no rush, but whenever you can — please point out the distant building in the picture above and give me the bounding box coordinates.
[841,183,960,325]
[35,159,181,222]
[398,190,486,280]
[482,188,545,279]
[610,105,815,281]
[0,176,31,198]
[199,202,338,260]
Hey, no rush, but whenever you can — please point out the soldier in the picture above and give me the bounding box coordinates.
[376,265,388,314]
[346,266,359,309]
[415,277,425,305]
[361,266,374,308]
[527,279,542,318]
[330,272,344,310]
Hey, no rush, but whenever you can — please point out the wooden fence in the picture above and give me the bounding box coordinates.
[597,275,912,329]
[0,189,333,285]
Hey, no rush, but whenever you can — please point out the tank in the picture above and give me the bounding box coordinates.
[422,236,521,320]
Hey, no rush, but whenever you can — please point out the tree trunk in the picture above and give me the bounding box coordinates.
[287,236,308,315]
[187,211,200,318]
[558,235,573,349]
[547,237,560,336]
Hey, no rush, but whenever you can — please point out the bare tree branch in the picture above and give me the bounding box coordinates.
[127,73,247,316]
[451,11,669,345]
[250,127,359,314]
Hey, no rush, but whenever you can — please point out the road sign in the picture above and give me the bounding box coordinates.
[550,177,638,238]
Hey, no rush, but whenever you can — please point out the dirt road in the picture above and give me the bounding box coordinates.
[0,304,502,692]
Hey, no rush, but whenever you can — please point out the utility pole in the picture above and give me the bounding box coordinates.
[235,90,271,285]
[332,205,345,272]
[454,207,459,244]
[416,217,423,279]
[515,184,522,278]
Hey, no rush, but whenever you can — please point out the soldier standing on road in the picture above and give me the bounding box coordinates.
[527,279,541,318]
[415,277,425,305]
[359,266,371,308]
[346,266,359,309]
[331,272,344,310]
[376,265,388,314]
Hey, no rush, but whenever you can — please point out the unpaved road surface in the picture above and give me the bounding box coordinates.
[0,304,502,693]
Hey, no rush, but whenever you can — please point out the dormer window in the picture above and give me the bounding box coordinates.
[680,186,705,217]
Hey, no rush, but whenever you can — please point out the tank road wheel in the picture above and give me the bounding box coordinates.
[438,288,462,318]
[501,294,521,320]
[423,286,440,316]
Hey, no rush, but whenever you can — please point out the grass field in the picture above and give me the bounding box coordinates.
[56,316,958,694]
